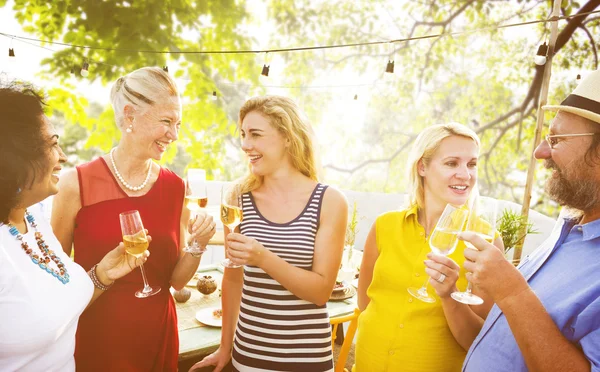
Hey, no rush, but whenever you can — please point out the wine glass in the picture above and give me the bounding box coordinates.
[451,196,497,305]
[119,210,161,298]
[220,184,243,269]
[184,169,208,255]
[407,204,469,303]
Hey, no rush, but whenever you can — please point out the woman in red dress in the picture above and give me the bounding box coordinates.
[51,67,216,371]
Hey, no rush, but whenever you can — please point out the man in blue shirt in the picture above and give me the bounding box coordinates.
[459,69,600,372]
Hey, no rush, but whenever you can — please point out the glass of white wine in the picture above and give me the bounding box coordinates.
[407,204,469,303]
[220,184,243,269]
[184,169,208,256]
[451,196,497,305]
[119,210,161,298]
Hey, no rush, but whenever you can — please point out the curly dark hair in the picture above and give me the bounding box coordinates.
[0,81,48,222]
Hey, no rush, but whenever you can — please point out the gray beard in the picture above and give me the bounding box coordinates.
[544,159,600,212]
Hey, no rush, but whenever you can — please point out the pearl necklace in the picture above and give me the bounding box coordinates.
[5,211,70,284]
[109,148,153,192]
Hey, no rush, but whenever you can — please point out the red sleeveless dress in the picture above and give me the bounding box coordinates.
[73,157,184,371]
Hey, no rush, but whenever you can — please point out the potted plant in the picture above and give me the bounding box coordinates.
[497,208,537,266]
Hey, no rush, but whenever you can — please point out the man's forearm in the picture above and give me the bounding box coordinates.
[500,288,590,372]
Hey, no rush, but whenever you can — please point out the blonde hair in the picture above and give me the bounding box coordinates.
[237,96,319,194]
[110,66,179,128]
[406,123,480,210]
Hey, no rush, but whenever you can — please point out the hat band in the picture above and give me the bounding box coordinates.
[560,94,600,115]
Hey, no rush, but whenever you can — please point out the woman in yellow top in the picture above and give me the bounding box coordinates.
[355,123,503,371]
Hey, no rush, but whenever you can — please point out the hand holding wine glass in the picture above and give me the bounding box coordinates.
[184,169,209,256]
[120,210,161,298]
[451,195,497,305]
[221,184,243,269]
[97,238,151,284]
[407,203,469,303]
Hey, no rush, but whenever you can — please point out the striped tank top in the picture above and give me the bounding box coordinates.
[231,183,334,372]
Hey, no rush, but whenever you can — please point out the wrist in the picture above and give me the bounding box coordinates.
[185,241,207,258]
[188,250,204,258]
[255,244,269,267]
[88,264,114,291]
[439,285,458,299]
[495,284,532,311]
[96,263,115,285]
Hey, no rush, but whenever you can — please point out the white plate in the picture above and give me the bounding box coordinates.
[196,307,223,327]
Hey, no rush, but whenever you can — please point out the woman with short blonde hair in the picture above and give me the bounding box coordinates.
[52,66,216,371]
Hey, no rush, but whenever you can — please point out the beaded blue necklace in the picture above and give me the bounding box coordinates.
[5,210,70,284]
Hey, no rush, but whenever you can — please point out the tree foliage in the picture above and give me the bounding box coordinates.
[2,0,599,217]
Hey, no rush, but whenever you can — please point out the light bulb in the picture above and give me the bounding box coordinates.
[534,43,548,66]
[80,61,90,77]
[261,64,270,77]
[385,60,394,74]
[534,55,547,66]
[8,48,16,63]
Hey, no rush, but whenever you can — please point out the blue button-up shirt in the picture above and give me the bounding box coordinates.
[463,217,600,371]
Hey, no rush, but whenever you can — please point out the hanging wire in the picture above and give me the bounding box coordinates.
[5,36,384,90]
[0,10,598,55]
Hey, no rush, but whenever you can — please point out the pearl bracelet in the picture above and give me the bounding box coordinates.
[88,264,114,291]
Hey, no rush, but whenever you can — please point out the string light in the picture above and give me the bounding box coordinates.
[80,61,90,77]
[534,42,548,66]
[261,64,270,77]
[385,60,394,74]
[8,47,15,57]
[2,7,597,98]
[211,91,217,101]
[163,65,169,72]
[2,10,598,56]
[576,73,581,81]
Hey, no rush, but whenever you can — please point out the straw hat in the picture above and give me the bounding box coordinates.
[543,69,600,124]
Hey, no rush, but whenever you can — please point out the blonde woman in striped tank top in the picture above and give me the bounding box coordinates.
[356,123,504,371]
[191,96,348,372]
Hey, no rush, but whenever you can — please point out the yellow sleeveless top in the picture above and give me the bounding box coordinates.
[355,206,469,372]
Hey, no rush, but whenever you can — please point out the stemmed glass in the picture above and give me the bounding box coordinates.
[184,169,208,255]
[451,196,497,305]
[119,210,161,298]
[407,204,469,303]
[220,184,243,269]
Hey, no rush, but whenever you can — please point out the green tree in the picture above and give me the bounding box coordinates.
[2,0,257,180]
[268,0,600,217]
[2,0,599,218]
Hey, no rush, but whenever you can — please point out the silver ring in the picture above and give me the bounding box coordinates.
[437,273,446,283]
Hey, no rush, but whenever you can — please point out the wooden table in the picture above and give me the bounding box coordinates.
[176,265,358,362]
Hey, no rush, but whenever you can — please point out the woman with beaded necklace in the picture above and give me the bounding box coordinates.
[51,67,216,371]
[0,82,151,371]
